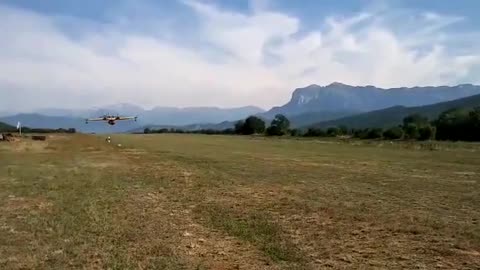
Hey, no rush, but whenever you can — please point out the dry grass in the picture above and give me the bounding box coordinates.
[0,134,479,269]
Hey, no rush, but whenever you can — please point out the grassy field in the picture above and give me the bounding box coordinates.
[0,134,479,269]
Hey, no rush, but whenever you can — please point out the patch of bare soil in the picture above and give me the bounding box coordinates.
[1,195,53,214]
[8,140,50,153]
[77,160,125,169]
[120,148,148,155]
[121,188,279,270]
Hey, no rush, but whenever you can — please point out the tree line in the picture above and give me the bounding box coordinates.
[304,107,480,141]
[144,114,292,136]
[144,106,480,142]
[0,126,76,134]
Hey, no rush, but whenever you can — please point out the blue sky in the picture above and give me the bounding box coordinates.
[1,0,480,111]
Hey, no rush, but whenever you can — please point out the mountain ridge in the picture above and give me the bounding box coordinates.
[309,93,480,129]
[261,83,480,118]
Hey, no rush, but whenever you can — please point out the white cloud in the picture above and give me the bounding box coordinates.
[0,1,479,112]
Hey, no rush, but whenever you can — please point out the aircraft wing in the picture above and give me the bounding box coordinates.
[117,116,137,121]
[86,118,104,121]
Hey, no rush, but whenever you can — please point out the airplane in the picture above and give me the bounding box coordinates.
[85,114,138,125]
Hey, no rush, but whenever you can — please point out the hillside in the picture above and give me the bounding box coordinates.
[0,121,15,131]
[262,83,480,118]
[288,110,359,128]
[310,93,480,129]
[140,106,265,126]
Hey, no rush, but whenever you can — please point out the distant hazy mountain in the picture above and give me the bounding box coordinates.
[128,83,480,132]
[34,104,143,118]
[140,106,264,125]
[310,93,480,129]
[0,105,264,133]
[0,114,142,133]
[31,104,264,126]
[262,82,480,118]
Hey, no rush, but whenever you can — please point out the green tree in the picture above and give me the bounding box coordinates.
[434,108,470,141]
[383,127,404,140]
[266,114,290,136]
[304,128,326,137]
[403,114,429,127]
[365,128,383,139]
[289,128,301,136]
[338,125,349,135]
[144,128,151,134]
[243,116,266,135]
[469,107,480,141]
[353,128,368,139]
[326,127,340,137]
[234,120,245,135]
[221,128,235,135]
[404,123,419,140]
[418,126,436,141]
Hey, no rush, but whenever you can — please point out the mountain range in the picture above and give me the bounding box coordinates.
[263,82,480,117]
[311,93,480,129]
[0,106,265,133]
[1,82,480,133]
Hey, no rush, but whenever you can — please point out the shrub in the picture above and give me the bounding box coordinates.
[383,127,404,140]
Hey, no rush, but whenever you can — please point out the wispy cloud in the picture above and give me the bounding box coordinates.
[0,0,479,111]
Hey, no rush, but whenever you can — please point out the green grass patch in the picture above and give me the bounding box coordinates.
[197,203,306,265]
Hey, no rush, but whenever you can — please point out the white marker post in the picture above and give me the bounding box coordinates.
[16,121,21,136]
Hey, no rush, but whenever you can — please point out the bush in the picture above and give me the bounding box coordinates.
[404,123,419,140]
[326,127,340,137]
[353,128,369,139]
[221,128,235,135]
[403,114,429,127]
[303,128,326,137]
[289,129,302,136]
[365,128,383,139]
[383,127,404,140]
[266,125,283,136]
[338,125,349,135]
[418,126,436,141]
